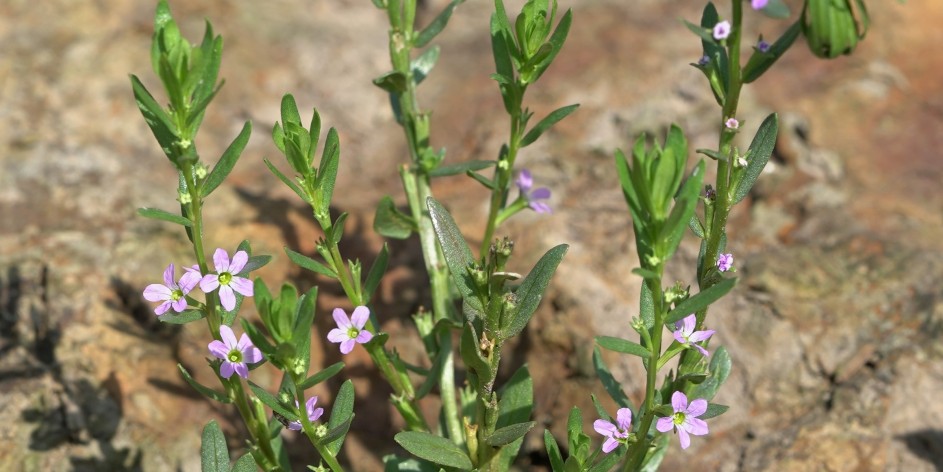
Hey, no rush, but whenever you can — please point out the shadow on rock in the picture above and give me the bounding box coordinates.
[898,429,943,472]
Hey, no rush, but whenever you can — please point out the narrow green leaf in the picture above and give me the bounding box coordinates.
[138,207,192,227]
[490,11,515,87]
[743,21,801,83]
[229,454,257,472]
[486,421,536,446]
[544,430,565,472]
[631,267,660,281]
[200,420,229,472]
[201,121,251,197]
[330,212,348,245]
[595,336,651,359]
[373,71,408,93]
[460,322,490,376]
[316,128,340,216]
[701,403,729,420]
[298,362,345,391]
[428,159,496,177]
[280,93,302,125]
[504,244,568,339]
[426,197,483,314]
[324,379,354,455]
[414,0,465,48]
[284,247,337,278]
[588,443,626,472]
[130,75,179,161]
[263,159,308,203]
[689,215,705,239]
[666,277,737,324]
[240,255,272,275]
[733,113,779,203]
[696,148,728,161]
[683,19,718,43]
[520,104,579,147]
[247,381,298,421]
[659,160,705,258]
[466,170,496,189]
[639,435,670,472]
[640,282,655,329]
[290,286,318,373]
[374,196,416,240]
[759,0,791,19]
[592,347,633,409]
[394,431,473,470]
[178,364,230,403]
[692,346,731,401]
[364,243,389,303]
[411,45,440,85]
[498,364,533,427]
[159,308,206,325]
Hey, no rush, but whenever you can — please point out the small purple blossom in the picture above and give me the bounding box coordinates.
[288,396,325,431]
[593,408,632,453]
[757,39,771,53]
[717,253,734,272]
[751,0,769,10]
[712,20,731,41]
[656,391,709,449]
[673,314,716,357]
[697,55,710,66]
[515,169,552,214]
[327,306,374,354]
[200,248,254,312]
[208,325,263,379]
[725,118,739,130]
[143,263,202,315]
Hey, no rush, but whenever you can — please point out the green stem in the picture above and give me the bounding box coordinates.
[480,100,525,256]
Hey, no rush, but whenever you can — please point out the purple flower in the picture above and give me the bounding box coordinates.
[713,20,731,41]
[288,396,325,431]
[717,253,733,272]
[757,39,771,53]
[327,306,374,354]
[751,0,769,10]
[200,248,254,312]
[515,169,552,214]
[725,118,739,130]
[143,263,202,315]
[593,408,632,453]
[656,391,709,449]
[208,325,263,379]
[697,55,710,66]
[673,314,716,357]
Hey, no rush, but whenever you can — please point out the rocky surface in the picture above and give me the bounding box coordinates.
[1,0,941,471]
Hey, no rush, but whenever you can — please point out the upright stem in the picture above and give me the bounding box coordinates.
[480,108,524,255]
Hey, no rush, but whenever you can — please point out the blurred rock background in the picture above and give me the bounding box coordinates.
[1,0,941,470]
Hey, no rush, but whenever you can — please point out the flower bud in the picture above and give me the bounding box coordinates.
[802,0,869,59]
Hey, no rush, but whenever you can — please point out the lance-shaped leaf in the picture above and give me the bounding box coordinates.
[289,286,318,373]
[733,113,779,203]
[658,160,705,259]
[592,347,633,410]
[201,420,229,472]
[428,159,496,177]
[179,364,229,403]
[692,346,731,401]
[247,381,298,422]
[427,197,484,314]
[595,336,651,359]
[263,158,307,203]
[363,243,389,303]
[700,403,729,420]
[130,75,179,162]
[374,196,416,240]
[460,322,490,377]
[284,247,337,279]
[502,244,568,339]
[324,379,355,455]
[315,128,340,217]
[520,104,579,147]
[486,421,536,446]
[373,71,407,94]
[528,8,573,84]
[759,0,791,19]
[413,0,465,48]
[544,430,565,472]
[138,207,192,227]
[298,361,345,391]
[159,309,206,325]
[412,45,440,85]
[494,365,534,469]
[229,454,256,472]
[200,121,251,197]
[666,277,737,324]
[394,432,473,470]
[742,22,801,83]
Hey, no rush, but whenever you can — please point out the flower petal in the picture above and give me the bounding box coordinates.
[310,407,324,422]
[686,399,708,418]
[684,417,709,436]
[180,266,203,292]
[200,275,220,293]
[162,264,176,287]
[219,325,238,349]
[593,419,617,436]
[339,339,356,354]
[655,417,674,433]
[687,329,715,343]
[229,250,249,274]
[154,301,172,316]
[515,169,533,191]
[350,306,370,329]
[616,408,633,431]
[143,284,172,302]
[693,344,710,357]
[233,362,249,379]
[287,421,302,431]
[681,315,696,335]
[529,201,553,214]
[236,333,252,352]
[213,248,230,273]
[327,328,349,343]
[677,427,691,449]
[602,437,619,454]
[244,346,263,364]
[219,361,235,379]
[530,187,551,200]
[229,276,254,297]
[219,285,236,312]
[332,308,352,330]
[671,391,688,412]
[171,297,188,313]
[355,329,373,344]
[208,340,229,360]
[673,330,687,345]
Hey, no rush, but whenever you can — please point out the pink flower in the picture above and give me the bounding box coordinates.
[143,263,202,315]
[515,169,552,214]
[713,20,731,41]
[593,408,632,453]
[672,314,716,357]
[656,391,709,449]
[200,248,254,312]
[208,325,263,379]
[327,306,374,354]
[717,253,734,272]
[751,0,769,10]
[725,118,739,130]
[287,396,325,431]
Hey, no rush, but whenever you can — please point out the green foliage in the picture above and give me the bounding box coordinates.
[593,347,633,410]
[427,197,485,316]
[394,432,474,470]
[802,0,870,58]
[596,336,651,359]
[414,0,466,48]
[692,346,732,401]
[666,277,737,324]
[324,380,355,456]
[179,364,229,404]
[502,244,568,339]
[374,197,417,239]
[200,420,229,472]
[742,22,802,83]
[202,121,251,197]
[733,113,779,203]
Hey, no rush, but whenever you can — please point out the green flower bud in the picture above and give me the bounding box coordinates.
[802,0,870,59]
